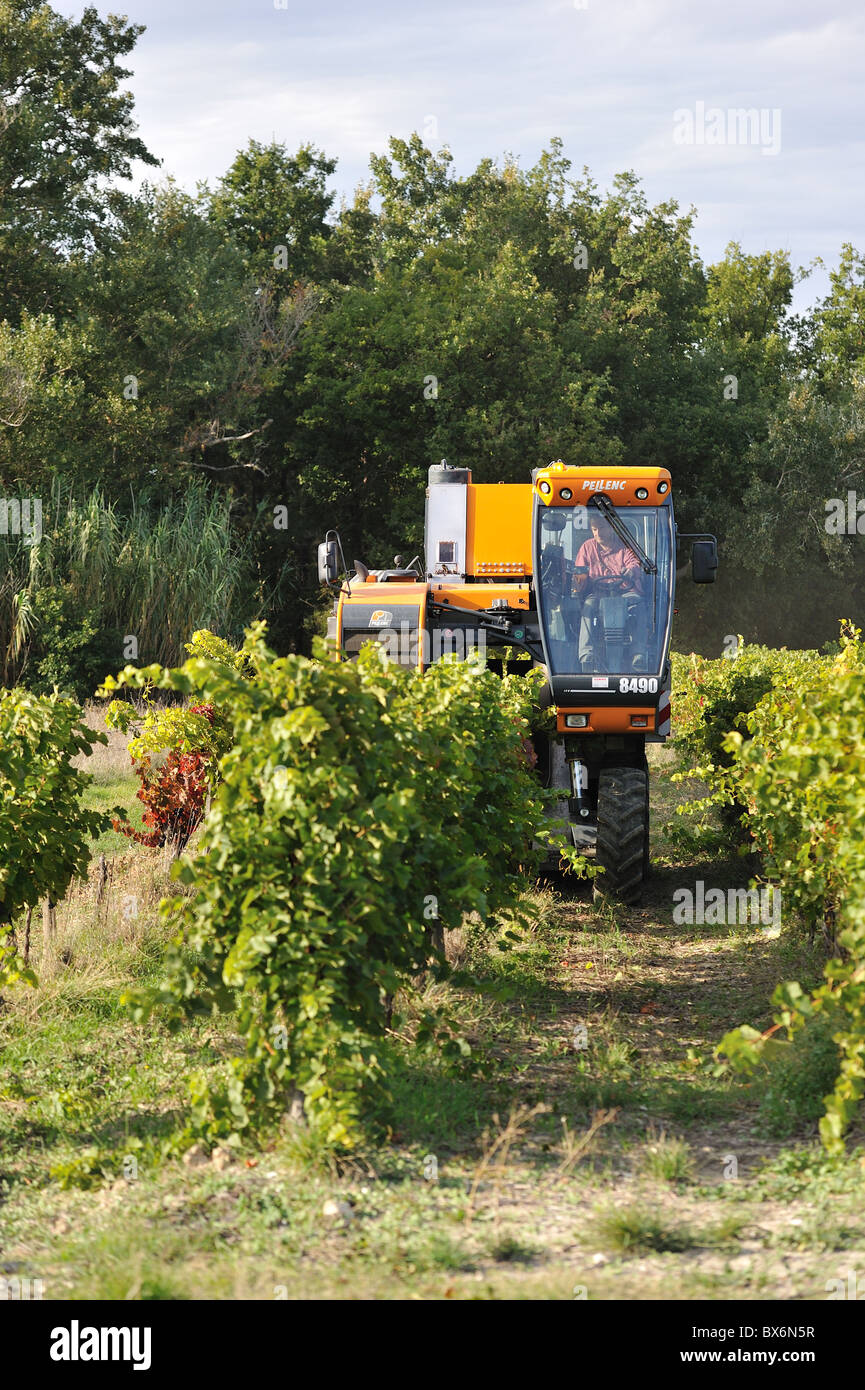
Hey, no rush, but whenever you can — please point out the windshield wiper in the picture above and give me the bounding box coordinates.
[589,493,657,575]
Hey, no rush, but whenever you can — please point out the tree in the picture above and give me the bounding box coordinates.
[705,242,795,349]
[0,180,324,496]
[0,0,158,321]
[811,244,865,389]
[676,381,865,653]
[209,140,336,285]
[269,144,724,647]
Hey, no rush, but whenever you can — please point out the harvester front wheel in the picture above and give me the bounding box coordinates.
[593,765,648,906]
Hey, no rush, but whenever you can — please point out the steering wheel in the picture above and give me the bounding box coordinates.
[593,575,631,592]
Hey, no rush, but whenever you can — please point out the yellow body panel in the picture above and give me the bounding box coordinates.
[344,581,427,595]
[428,582,530,611]
[337,581,429,671]
[466,484,534,576]
[534,462,672,508]
[555,707,656,734]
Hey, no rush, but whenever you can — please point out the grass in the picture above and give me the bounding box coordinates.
[486,1232,539,1264]
[0,481,260,684]
[595,1207,698,1254]
[638,1129,695,1183]
[2,743,865,1300]
[70,701,146,852]
[757,1011,841,1138]
[81,775,144,854]
[424,1233,478,1272]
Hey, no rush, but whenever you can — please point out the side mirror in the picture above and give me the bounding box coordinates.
[691,539,718,585]
[318,538,339,585]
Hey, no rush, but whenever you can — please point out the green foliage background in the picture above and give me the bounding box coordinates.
[2,4,865,673]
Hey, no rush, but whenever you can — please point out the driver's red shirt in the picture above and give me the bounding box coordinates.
[576,538,644,589]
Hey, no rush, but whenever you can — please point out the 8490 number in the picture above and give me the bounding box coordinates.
[619,676,658,693]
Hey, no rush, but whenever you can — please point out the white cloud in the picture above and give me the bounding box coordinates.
[109,0,862,310]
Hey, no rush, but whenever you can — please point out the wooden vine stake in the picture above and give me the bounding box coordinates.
[42,896,57,950]
[95,853,108,906]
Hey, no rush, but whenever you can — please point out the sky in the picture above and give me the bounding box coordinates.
[102,0,864,312]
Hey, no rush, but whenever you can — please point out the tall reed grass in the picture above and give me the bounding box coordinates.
[0,481,262,685]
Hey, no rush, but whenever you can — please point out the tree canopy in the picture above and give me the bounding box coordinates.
[2,1,864,676]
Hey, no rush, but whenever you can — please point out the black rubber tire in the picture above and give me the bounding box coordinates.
[593,765,648,906]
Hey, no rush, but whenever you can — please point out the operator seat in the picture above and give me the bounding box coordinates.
[353,558,418,582]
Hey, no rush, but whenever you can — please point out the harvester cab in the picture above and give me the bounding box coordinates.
[533,462,674,710]
[319,460,717,903]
